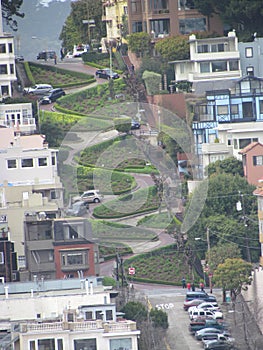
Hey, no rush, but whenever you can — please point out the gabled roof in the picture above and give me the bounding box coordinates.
[239,142,263,155]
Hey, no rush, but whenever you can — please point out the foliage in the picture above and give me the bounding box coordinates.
[155,35,190,62]
[193,0,263,40]
[102,276,116,287]
[24,62,35,85]
[206,157,244,177]
[121,301,147,322]
[82,52,109,63]
[2,0,24,31]
[113,117,131,133]
[206,242,241,271]
[59,0,106,51]
[213,258,252,300]
[142,70,162,96]
[150,309,169,329]
[127,32,151,57]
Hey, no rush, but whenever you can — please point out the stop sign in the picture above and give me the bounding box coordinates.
[129,267,135,275]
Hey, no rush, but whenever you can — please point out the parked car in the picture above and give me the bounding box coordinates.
[203,336,234,349]
[37,50,56,60]
[15,55,24,62]
[189,319,226,334]
[185,291,217,302]
[40,88,66,104]
[73,190,103,204]
[23,84,53,95]
[195,328,225,341]
[184,298,207,311]
[66,201,88,217]
[131,120,141,129]
[201,333,234,345]
[195,302,221,312]
[95,68,119,80]
[188,307,223,321]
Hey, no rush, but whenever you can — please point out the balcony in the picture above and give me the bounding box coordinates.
[20,319,137,333]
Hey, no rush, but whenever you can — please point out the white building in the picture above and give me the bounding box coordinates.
[0,128,63,269]
[170,31,242,95]
[0,102,36,133]
[0,278,140,350]
[0,0,16,98]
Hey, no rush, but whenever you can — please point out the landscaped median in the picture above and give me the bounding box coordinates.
[123,244,195,286]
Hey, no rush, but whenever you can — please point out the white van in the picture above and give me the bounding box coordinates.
[189,307,223,321]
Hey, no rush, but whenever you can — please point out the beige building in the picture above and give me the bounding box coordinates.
[0,128,63,269]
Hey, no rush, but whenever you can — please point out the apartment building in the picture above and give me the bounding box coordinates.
[0,279,140,350]
[0,102,36,133]
[0,128,63,272]
[127,0,223,39]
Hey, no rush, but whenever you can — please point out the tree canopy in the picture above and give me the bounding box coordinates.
[127,32,151,57]
[59,0,106,51]
[206,157,244,177]
[155,35,190,62]
[2,0,24,31]
[213,258,252,300]
[193,0,263,40]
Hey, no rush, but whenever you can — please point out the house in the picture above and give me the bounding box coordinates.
[253,182,263,266]
[127,0,223,39]
[239,37,263,78]
[24,216,99,281]
[239,142,263,186]
[0,278,140,350]
[0,128,64,274]
[169,31,241,95]
[102,0,128,46]
[192,75,263,177]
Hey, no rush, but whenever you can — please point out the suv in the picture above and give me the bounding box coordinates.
[40,88,66,104]
[73,190,103,204]
[37,50,56,60]
[23,84,53,95]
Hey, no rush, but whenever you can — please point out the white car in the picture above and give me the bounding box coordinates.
[188,307,223,321]
[73,190,103,204]
[23,84,53,95]
[188,302,219,315]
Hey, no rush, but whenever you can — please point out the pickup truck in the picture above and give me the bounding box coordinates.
[189,319,227,334]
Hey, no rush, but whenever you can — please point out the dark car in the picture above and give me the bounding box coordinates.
[40,88,66,104]
[95,68,119,80]
[37,50,56,60]
[131,120,141,129]
[185,291,217,302]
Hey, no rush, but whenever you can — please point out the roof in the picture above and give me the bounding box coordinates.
[239,142,263,155]
[0,128,46,150]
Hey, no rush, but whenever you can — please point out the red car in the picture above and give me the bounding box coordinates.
[183,298,205,311]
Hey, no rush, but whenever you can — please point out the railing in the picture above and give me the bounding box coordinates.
[20,320,137,333]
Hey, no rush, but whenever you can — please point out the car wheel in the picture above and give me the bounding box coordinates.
[48,100,52,104]
[94,198,100,203]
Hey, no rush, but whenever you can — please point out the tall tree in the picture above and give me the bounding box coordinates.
[2,0,24,31]
[206,157,244,177]
[155,35,190,62]
[194,0,263,40]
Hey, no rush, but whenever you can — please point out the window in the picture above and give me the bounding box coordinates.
[260,100,263,114]
[7,159,17,169]
[230,104,238,114]
[132,21,142,32]
[131,0,140,14]
[200,62,210,73]
[29,341,36,350]
[245,47,253,58]
[0,252,4,264]
[0,65,8,74]
[85,311,93,319]
[38,157,48,166]
[51,156,56,165]
[179,17,206,34]
[247,66,254,76]
[106,310,113,320]
[57,339,63,350]
[110,338,132,350]
[67,253,83,265]
[74,339,97,350]
[239,138,258,149]
[242,101,253,118]
[61,250,88,267]
[229,60,239,71]
[96,310,103,320]
[217,105,228,115]
[150,19,170,37]
[253,156,263,166]
[198,44,208,53]
[212,61,227,72]
[211,43,224,52]
[38,339,55,350]
[10,64,14,74]
[0,44,6,53]
[21,158,33,168]
[8,43,13,53]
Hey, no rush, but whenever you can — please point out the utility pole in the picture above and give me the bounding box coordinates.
[237,192,251,262]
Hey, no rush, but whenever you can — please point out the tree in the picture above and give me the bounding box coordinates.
[59,0,106,51]
[149,308,169,329]
[193,0,263,40]
[127,32,151,57]
[213,258,252,301]
[2,0,24,31]
[206,157,244,177]
[206,242,241,271]
[121,301,147,322]
[155,35,190,62]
